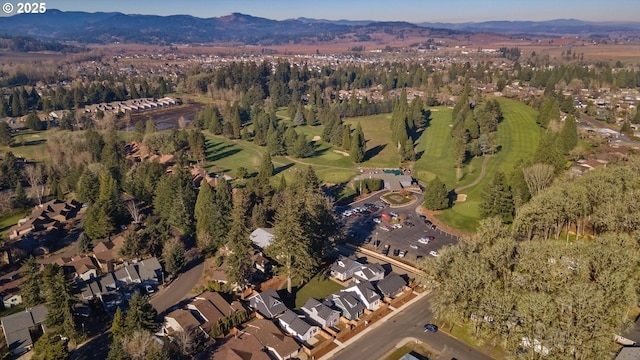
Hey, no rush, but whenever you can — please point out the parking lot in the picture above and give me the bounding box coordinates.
[338,192,459,264]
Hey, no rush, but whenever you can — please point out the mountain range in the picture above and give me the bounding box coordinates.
[1,10,639,46]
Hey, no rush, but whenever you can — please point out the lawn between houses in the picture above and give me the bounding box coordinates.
[278,272,345,309]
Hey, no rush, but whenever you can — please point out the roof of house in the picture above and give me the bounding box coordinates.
[329,292,365,318]
[195,291,244,317]
[376,273,407,297]
[330,255,362,276]
[279,309,314,336]
[138,257,163,281]
[249,228,275,249]
[301,297,338,322]
[165,309,202,334]
[1,305,48,355]
[346,281,381,305]
[249,288,286,319]
[209,330,270,360]
[244,318,299,359]
[188,299,224,332]
[353,262,385,282]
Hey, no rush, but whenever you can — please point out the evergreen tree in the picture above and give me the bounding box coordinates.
[534,132,565,173]
[350,122,366,163]
[25,112,42,131]
[479,172,515,223]
[110,307,127,340]
[0,121,11,146]
[43,264,78,341]
[163,239,185,275]
[341,125,352,151]
[194,181,216,254]
[400,138,416,162]
[77,232,92,254]
[620,119,633,135]
[559,114,578,153]
[32,333,69,360]
[125,294,158,334]
[21,256,44,307]
[258,153,275,179]
[225,189,254,293]
[422,177,449,210]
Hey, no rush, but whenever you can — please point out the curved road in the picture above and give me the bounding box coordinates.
[329,292,494,360]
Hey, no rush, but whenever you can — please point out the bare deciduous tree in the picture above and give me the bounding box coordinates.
[522,163,555,198]
[24,164,45,206]
[0,190,13,213]
[125,200,143,223]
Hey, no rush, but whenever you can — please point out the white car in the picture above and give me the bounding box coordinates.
[410,244,419,249]
[418,237,431,244]
[373,218,381,224]
[429,250,439,257]
[391,223,402,229]
[379,225,390,232]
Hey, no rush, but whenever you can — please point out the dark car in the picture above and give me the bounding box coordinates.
[403,221,415,227]
[373,240,381,248]
[393,248,400,256]
[423,323,438,332]
[381,244,390,256]
[419,214,427,220]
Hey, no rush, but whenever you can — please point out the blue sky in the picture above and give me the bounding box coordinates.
[27,0,640,22]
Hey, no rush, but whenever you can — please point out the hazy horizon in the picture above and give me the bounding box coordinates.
[4,0,639,23]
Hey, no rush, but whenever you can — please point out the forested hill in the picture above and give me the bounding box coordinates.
[4,10,637,45]
[0,34,86,53]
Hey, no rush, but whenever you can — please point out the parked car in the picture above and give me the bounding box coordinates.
[424,323,438,332]
[373,217,381,224]
[373,240,381,248]
[390,223,402,229]
[389,212,399,217]
[379,225,390,232]
[418,236,434,244]
[393,248,400,256]
[429,250,439,257]
[381,244,390,256]
[399,250,407,258]
[410,244,419,249]
[419,214,427,220]
[403,221,415,227]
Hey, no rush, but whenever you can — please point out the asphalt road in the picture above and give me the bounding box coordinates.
[149,250,204,314]
[329,292,494,360]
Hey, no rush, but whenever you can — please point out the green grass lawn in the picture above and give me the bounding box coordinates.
[2,130,51,161]
[0,210,27,237]
[291,272,344,309]
[344,113,400,168]
[416,99,541,232]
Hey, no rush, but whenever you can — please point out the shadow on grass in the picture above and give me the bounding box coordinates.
[274,162,294,175]
[364,144,386,162]
[207,148,242,162]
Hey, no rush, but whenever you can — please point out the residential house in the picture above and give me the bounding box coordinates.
[187,291,245,333]
[243,318,300,360]
[250,228,275,249]
[326,292,364,321]
[250,249,272,274]
[56,255,99,281]
[92,235,126,272]
[301,297,340,329]
[375,273,407,299]
[248,288,286,319]
[343,281,381,311]
[209,328,270,360]
[330,255,363,281]
[161,309,205,338]
[352,262,385,283]
[7,199,81,241]
[1,305,48,357]
[277,309,318,342]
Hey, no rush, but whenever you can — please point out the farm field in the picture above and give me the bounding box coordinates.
[415,98,540,232]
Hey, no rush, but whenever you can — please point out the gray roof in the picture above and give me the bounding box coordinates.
[138,257,162,281]
[376,274,407,297]
[330,255,362,276]
[250,228,275,248]
[329,292,364,319]
[347,281,381,304]
[1,305,48,356]
[301,298,338,321]
[353,263,385,282]
[249,288,287,319]
[279,309,314,336]
[353,173,415,191]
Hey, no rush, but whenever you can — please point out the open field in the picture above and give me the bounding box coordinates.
[1,130,50,162]
[415,99,540,232]
[344,113,400,168]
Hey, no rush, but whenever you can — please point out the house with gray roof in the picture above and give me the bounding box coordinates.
[250,228,275,249]
[326,292,365,320]
[248,288,287,319]
[1,305,48,357]
[277,309,318,342]
[301,297,340,328]
[353,262,385,283]
[344,281,381,311]
[330,255,363,281]
[376,273,407,299]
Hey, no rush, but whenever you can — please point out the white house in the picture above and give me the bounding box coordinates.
[277,309,318,342]
[344,281,381,311]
